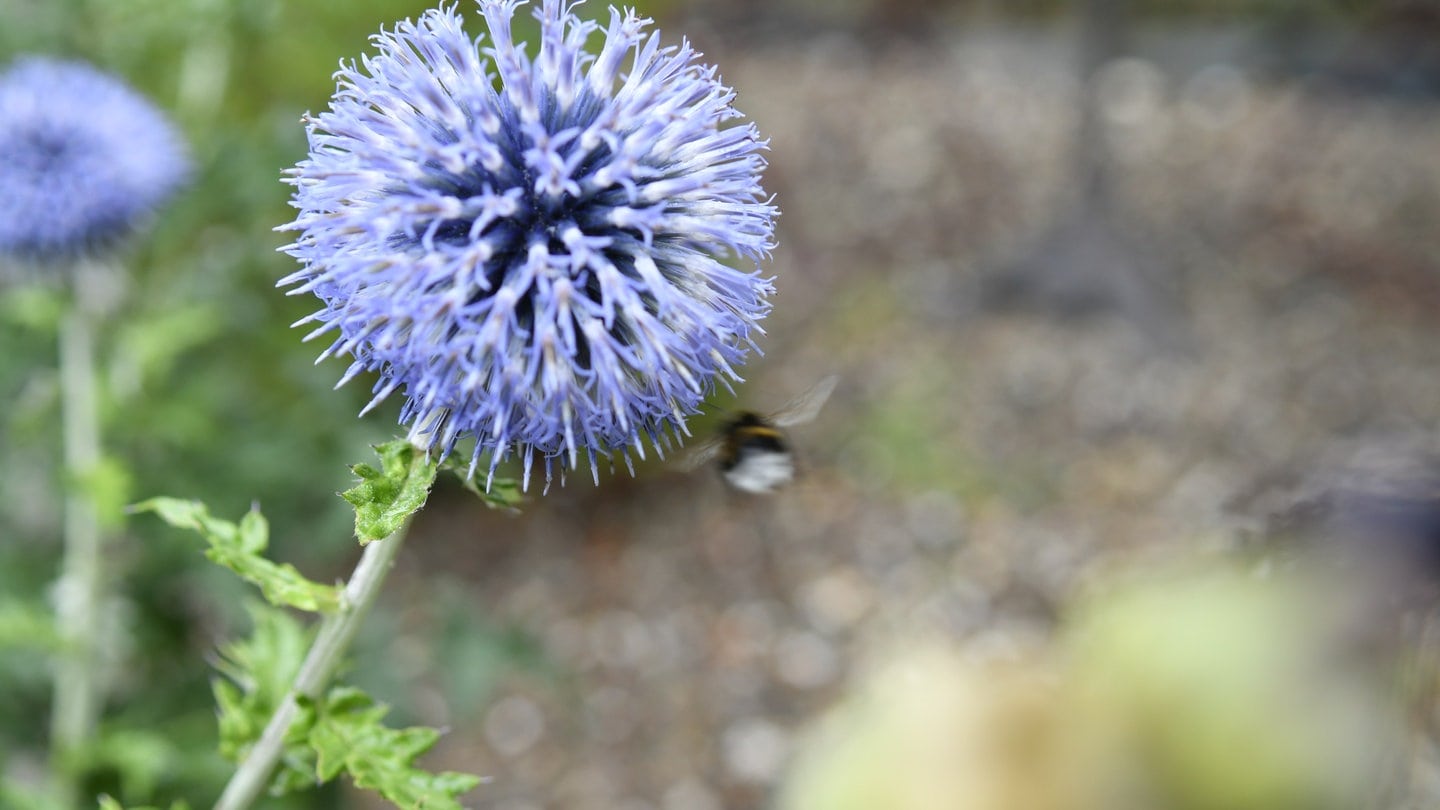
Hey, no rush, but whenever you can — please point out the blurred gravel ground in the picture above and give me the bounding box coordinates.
[371,26,1440,810]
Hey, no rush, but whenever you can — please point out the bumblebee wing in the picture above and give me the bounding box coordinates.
[772,375,839,428]
[679,436,725,471]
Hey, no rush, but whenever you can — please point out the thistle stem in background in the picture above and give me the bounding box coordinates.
[214,526,410,810]
[49,269,106,806]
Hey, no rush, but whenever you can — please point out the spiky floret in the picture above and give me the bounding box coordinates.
[0,57,189,261]
[280,0,777,489]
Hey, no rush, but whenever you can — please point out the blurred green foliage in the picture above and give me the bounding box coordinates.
[133,499,343,613]
[0,0,649,805]
[778,568,1390,810]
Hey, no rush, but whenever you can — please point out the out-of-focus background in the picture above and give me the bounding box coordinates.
[4,0,1440,807]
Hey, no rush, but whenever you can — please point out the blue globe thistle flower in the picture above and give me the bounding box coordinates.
[0,57,190,262]
[281,0,778,489]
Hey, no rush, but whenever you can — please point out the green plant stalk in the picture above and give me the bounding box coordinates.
[49,274,105,806]
[213,525,410,810]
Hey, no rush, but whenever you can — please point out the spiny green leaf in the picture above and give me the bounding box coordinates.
[440,456,525,513]
[213,603,318,793]
[237,508,267,554]
[306,686,483,810]
[133,498,340,613]
[342,440,440,544]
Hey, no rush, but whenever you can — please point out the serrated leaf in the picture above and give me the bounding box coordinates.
[342,440,439,544]
[306,686,483,810]
[237,508,267,554]
[133,498,340,613]
[440,457,526,513]
[273,694,321,795]
[213,603,318,792]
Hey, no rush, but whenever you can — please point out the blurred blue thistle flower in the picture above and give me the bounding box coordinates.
[281,0,778,489]
[0,57,189,262]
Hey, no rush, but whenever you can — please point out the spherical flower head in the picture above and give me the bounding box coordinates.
[0,57,190,262]
[281,0,778,489]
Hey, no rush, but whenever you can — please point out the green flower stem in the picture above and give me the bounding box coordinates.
[214,525,410,810]
[49,268,106,806]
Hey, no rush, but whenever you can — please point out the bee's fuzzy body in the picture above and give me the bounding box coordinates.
[719,412,796,494]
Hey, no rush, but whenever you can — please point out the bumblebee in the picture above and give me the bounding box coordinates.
[685,375,837,494]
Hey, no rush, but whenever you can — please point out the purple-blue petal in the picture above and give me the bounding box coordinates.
[281,0,778,489]
[0,57,189,262]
